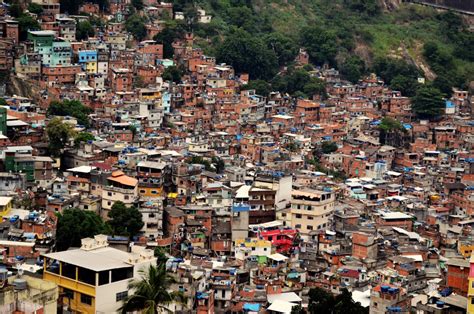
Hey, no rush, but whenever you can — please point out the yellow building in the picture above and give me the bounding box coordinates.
[42,235,156,314]
[0,197,12,218]
[459,240,474,258]
[139,88,161,101]
[469,253,474,313]
[234,238,273,263]
[85,61,97,73]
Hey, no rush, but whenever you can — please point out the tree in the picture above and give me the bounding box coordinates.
[56,208,108,251]
[162,66,182,83]
[47,99,92,127]
[28,3,44,15]
[347,0,380,16]
[263,33,298,66]
[46,117,76,157]
[153,22,186,58]
[128,124,138,139]
[333,289,368,314]
[303,78,327,99]
[126,14,147,41]
[154,247,168,266]
[9,3,22,17]
[300,26,338,65]
[120,264,185,314]
[291,304,305,314]
[389,75,419,97]
[107,202,144,238]
[131,0,144,11]
[321,141,338,154]
[372,57,419,86]
[307,287,368,314]
[432,75,454,98]
[212,156,225,173]
[216,28,278,80]
[340,56,366,83]
[17,14,41,41]
[308,287,334,313]
[76,21,95,41]
[74,132,95,147]
[242,80,271,96]
[378,117,407,147]
[411,86,445,119]
[187,156,212,171]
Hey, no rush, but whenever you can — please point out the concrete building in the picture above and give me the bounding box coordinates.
[290,189,335,237]
[101,170,139,218]
[0,274,58,314]
[42,235,156,314]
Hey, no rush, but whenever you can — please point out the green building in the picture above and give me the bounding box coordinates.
[28,30,71,66]
[5,153,35,182]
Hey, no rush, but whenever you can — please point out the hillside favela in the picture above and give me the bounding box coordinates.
[0,0,472,313]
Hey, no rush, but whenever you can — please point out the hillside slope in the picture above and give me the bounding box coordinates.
[187,0,473,91]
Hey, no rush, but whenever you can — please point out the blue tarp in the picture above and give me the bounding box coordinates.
[243,303,260,311]
[287,272,300,279]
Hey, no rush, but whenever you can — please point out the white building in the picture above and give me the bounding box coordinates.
[42,235,157,314]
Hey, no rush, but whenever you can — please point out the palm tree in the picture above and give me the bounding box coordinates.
[120,264,185,314]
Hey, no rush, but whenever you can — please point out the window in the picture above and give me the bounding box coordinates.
[308,216,314,220]
[140,190,146,193]
[307,225,313,230]
[116,291,128,302]
[63,288,74,300]
[81,294,92,305]
[295,214,302,219]
[107,192,112,196]
[295,224,301,229]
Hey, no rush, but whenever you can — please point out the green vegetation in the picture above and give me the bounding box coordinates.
[216,28,278,80]
[56,208,109,251]
[241,80,272,96]
[411,85,445,119]
[108,201,144,238]
[47,99,92,127]
[321,141,338,154]
[28,3,44,15]
[131,0,144,11]
[168,0,474,93]
[74,132,95,147]
[378,117,408,147]
[16,14,41,41]
[76,21,95,41]
[153,21,186,58]
[154,247,168,265]
[125,13,147,41]
[46,117,76,157]
[307,287,368,314]
[272,67,326,98]
[186,156,225,173]
[162,66,183,83]
[120,264,185,313]
[379,117,404,132]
